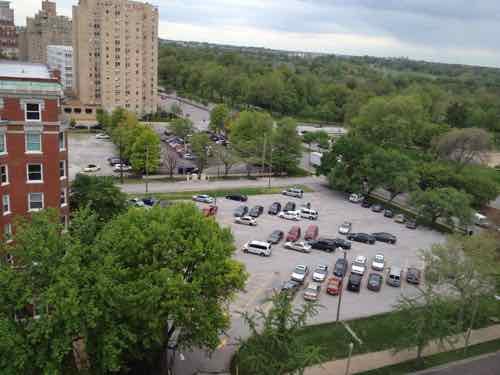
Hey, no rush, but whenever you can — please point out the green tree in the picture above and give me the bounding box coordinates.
[213,144,239,176]
[235,292,324,375]
[393,285,458,365]
[446,102,469,128]
[209,104,230,134]
[70,174,127,222]
[381,149,419,201]
[129,127,161,173]
[190,133,211,176]
[272,117,302,174]
[94,203,247,372]
[410,187,473,226]
[170,118,194,139]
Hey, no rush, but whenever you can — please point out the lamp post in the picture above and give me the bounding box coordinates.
[336,249,347,323]
[345,342,354,375]
[145,144,149,195]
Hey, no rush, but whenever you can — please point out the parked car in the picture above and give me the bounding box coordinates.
[235,216,257,226]
[308,238,337,252]
[278,210,300,221]
[286,225,301,242]
[183,153,195,160]
[394,214,406,224]
[326,276,343,295]
[226,194,248,202]
[371,253,385,272]
[371,204,383,213]
[406,220,418,229]
[387,266,403,287]
[348,193,364,203]
[304,225,319,241]
[347,233,376,244]
[284,241,312,253]
[333,238,352,250]
[351,255,367,275]
[249,205,264,218]
[284,201,296,212]
[243,240,272,257]
[406,267,421,285]
[334,258,348,277]
[280,280,300,296]
[282,187,304,198]
[141,197,158,207]
[338,221,352,235]
[367,273,383,292]
[83,164,100,173]
[233,205,249,217]
[303,282,321,301]
[384,209,394,218]
[128,197,147,208]
[347,273,363,292]
[192,194,215,204]
[312,265,329,282]
[361,198,372,208]
[107,157,124,166]
[95,133,110,140]
[371,232,397,244]
[291,264,309,283]
[268,230,284,244]
[113,163,132,172]
[268,202,281,215]
[300,207,318,220]
[202,205,218,217]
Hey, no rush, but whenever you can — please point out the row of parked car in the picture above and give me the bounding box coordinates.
[349,193,417,229]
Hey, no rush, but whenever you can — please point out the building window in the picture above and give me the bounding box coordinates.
[28,192,43,211]
[60,189,67,206]
[59,160,66,179]
[26,132,42,152]
[63,107,72,113]
[0,165,8,185]
[25,103,41,121]
[74,108,82,114]
[2,194,10,215]
[27,164,43,182]
[59,132,65,150]
[3,223,12,242]
[0,133,6,154]
[85,108,93,114]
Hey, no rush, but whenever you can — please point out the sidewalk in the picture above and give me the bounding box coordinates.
[119,176,324,194]
[304,324,500,375]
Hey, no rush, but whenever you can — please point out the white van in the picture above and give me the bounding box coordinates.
[300,207,318,220]
[243,240,272,257]
[282,188,304,198]
[387,267,402,287]
[473,213,490,228]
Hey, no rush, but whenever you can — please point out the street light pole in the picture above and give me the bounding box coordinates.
[345,342,354,375]
[336,249,347,323]
[145,144,149,195]
[119,130,124,184]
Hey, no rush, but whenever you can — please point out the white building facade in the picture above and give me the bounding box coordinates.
[47,45,73,93]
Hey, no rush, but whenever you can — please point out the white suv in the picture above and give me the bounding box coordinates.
[282,188,304,198]
[351,255,367,275]
[243,241,272,256]
[235,216,257,226]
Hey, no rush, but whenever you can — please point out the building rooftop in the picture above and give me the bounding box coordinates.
[0,61,51,79]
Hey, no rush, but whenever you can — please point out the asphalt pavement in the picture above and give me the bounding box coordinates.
[411,351,500,375]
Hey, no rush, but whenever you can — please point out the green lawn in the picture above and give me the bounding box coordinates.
[134,185,314,201]
[358,338,500,375]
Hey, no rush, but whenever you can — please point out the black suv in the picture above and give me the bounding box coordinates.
[333,238,352,250]
[268,202,281,215]
[371,232,397,244]
[249,205,264,218]
[334,258,348,277]
[347,233,376,244]
[226,194,248,202]
[233,205,248,217]
[309,238,337,252]
[347,273,363,292]
[284,201,296,212]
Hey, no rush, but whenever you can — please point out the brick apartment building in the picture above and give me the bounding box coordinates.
[0,1,18,58]
[0,61,69,241]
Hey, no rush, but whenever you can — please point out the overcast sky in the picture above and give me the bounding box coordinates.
[12,0,500,67]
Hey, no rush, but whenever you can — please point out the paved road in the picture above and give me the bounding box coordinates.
[159,94,211,131]
[411,351,500,375]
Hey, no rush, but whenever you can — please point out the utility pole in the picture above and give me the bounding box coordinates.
[345,342,354,375]
[145,144,149,195]
[262,134,267,176]
[119,130,124,184]
[268,137,272,188]
[336,249,347,323]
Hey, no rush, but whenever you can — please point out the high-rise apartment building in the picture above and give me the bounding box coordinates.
[0,61,69,241]
[0,1,17,58]
[47,45,73,93]
[18,1,72,64]
[72,0,158,115]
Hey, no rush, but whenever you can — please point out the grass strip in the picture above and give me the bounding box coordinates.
[131,185,314,201]
[357,338,500,375]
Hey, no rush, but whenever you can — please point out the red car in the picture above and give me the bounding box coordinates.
[202,205,218,217]
[286,225,301,242]
[304,224,319,241]
[326,276,343,296]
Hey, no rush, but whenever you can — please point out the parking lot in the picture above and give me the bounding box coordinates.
[68,132,117,179]
[202,187,445,324]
